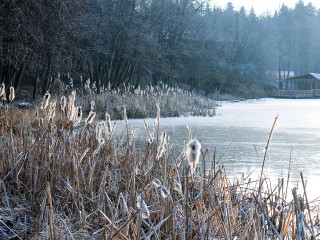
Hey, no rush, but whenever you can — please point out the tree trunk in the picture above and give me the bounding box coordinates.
[13,62,26,92]
[33,77,39,101]
[42,53,54,95]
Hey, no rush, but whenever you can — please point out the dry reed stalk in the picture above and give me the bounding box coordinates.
[292,187,305,239]
[240,218,254,239]
[280,210,292,238]
[1,94,319,240]
[48,101,56,121]
[259,114,279,196]
[253,194,282,239]
[155,102,160,144]
[99,210,129,240]
[46,182,56,240]
[221,176,233,238]
[202,149,208,189]
[285,147,293,199]
[291,200,296,239]
[300,172,314,233]
[2,182,13,220]
[111,209,140,239]
[183,167,190,239]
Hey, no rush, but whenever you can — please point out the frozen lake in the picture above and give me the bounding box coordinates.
[117,98,320,200]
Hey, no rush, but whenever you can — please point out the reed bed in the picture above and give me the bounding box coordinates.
[77,81,216,119]
[0,90,320,240]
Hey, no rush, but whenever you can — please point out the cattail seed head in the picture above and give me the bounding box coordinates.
[130,128,135,146]
[186,139,201,175]
[173,180,183,197]
[156,131,168,159]
[84,79,91,94]
[96,123,103,141]
[105,113,112,133]
[41,92,51,110]
[73,106,82,125]
[99,138,105,146]
[0,82,5,96]
[276,203,283,213]
[66,90,77,121]
[9,86,15,101]
[90,101,95,111]
[123,106,128,126]
[69,77,73,88]
[48,101,56,120]
[136,195,150,219]
[61,96,67,112]
[92,82,97,93]
[152,178,162,188]
[0,82,6,103]
[155,102,160,125]
[85,111,96,125]
[160,186,170,199]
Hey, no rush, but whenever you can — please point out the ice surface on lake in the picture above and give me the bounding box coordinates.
[116,98,320,200]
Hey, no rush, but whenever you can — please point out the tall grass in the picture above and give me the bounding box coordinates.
[78,81,216,119]
[0,89,319,239]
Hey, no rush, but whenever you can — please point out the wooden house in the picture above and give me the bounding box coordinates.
[273,73,320,98]
[265,70,295,88]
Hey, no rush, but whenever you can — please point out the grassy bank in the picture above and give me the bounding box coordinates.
[0,90,319,239]
[18,81,216,119]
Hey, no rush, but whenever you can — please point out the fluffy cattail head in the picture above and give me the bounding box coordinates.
[60,96,67,112]
[155,102,160,125]
[152,178,162,188]
[9,86,15,101]
[173,180,183,197]
[123,106,128,126]
[186,139,201,175]
[276,203,283,213]
[48,101,56,120]
[105,113,112,133]
[90,100,95,111]
[73,106,82,125]
[136,195,150,219]
[41,92,51,110]
[85,111,96,125]
[160,186,170,199]
[156,131,168,159]
[0,82,6,102]
[66,91,76,120]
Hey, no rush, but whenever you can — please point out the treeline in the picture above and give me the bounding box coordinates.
[1,0,320,99]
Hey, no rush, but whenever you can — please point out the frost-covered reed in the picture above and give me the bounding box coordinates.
[0,82,7,103]
[41,91,51,110]
[9,86,15,102]
[79,81,216,120]
[186,139,202,175]
[0,90,318,240]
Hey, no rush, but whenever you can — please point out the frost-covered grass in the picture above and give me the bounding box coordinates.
[78,82,216,119]
[0,88,319,239]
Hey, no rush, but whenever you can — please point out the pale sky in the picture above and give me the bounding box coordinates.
[210,0,320,15]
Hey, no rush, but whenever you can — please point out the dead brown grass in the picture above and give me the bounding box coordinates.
[0,92,319,239]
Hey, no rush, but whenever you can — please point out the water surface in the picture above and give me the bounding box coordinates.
[117,98,320,200]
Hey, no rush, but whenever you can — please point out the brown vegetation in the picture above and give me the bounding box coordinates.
[0,91,319,239]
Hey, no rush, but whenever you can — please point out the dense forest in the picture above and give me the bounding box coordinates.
[1,0,320,99]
